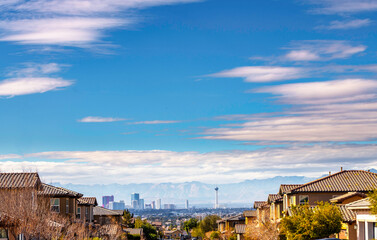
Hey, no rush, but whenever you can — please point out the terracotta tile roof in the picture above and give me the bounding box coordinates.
[78,197,98,206]
[338,205,356,223]
[0,172,42,189]
[279,184,303,195]
[330,192,367,203]
[38,183,83,197]
[346,198,371,210]
[99,224,120,236]
[253,201,267,209]
[125,228,143,235]
[243,210,257,217]
[93,206,122,216]
[235,224,246,234]
[289,170,377,193]
[268,194,282,203]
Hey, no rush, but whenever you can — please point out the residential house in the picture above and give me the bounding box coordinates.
[347,198,377,240]
[124,228,144,239]
[164,229,182,239]
[38,183,83,218]
[0,172,43,240]
[253,201,269,223]
[93,206,122,225]
[267,194,282,222]
[77,197,98,223]
[243,210,257,224]
[217,214,245,233]
[283,170,377,212]
[234,224,246,240]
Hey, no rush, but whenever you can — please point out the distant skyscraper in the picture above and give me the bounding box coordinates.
[156,199,161,209]
[214,187,219,209]
[132,200,139,209]
[109,200,125,210]
[102,195,114,208]
[151,201,156,209]
[131,193,140,202]
[164,204,176,210]
[185,200,189,209]
[139,199,145,209]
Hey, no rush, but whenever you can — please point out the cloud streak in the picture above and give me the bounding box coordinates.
[78,116,127,123]
[130,120,181,125]
[1,144,376,184]
[320,19,372,30]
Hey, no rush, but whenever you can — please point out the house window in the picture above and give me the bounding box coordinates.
[66,198,69,213]
[77,207,81,219]
[289,196,296,206]
[0,228,8,238]
[86,207,89,220]
[50,198,60,212]
[299,195,309,204]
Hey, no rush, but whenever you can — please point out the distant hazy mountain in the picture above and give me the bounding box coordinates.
[53,175,314,208]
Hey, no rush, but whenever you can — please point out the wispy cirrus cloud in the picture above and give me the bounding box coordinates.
[284,40,366,61]
[256,79,377,104]
[1,144,376,184]
[78,116,127,123]
[318,19,372,30]
[308,0,377,14]
[210,66,306,82]
[0,0,201,47]
[0,63,72,98]
[130,120,181,125]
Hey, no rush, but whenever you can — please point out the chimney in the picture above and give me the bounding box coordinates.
[329,171,331,175]
[341,167,343,171]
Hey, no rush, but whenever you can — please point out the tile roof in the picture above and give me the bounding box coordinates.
[279,184,303,195]
[99,224,120,236]
[78,197,98,206]
[93,206,122,216]
[330,192,367,203]
[267,194,282,203]
[346,197,371,210]
[38,183,83,197]
[289,170,377,193]
[235,224,246,234]
[253,201,267,209]
[243,210,257,217]
[338,205,356,223]
[125,228,143,235]
[0,172,42,189]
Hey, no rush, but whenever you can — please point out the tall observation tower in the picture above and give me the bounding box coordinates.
[214,187,219,209]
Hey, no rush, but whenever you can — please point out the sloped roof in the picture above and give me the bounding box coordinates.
[235,224,246,234]
[78,197,98,206]
[243,210,257,217]
[330,192,367,203]
[346,197,371,210]
[125,228,143,235]
[253,201,267,209]
[39,183,83,197]
[0,172,42,189]
[268,194,282,203]
[289,170,377,193]
[93,206,122,216]
[99,224,120,236]
[279,184,302,195]
[338,205,356,223]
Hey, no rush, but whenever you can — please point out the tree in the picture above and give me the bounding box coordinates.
[280,202,342,240]
[199,215,221,233]
[210,231,221,240]
[132,217,158,240]
[368,189,377,214]
[184,218,198,232]
[122,209,134,228]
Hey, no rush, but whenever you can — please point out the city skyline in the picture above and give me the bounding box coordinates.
[0,0,377,185]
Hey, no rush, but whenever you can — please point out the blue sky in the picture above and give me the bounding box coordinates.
[1,0,377,184]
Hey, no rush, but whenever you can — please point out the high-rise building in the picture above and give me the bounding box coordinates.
[214,187,219,209]
[139,199,144,209]
[102,195,114,208]
[151,201,156,209]
[131,193,140,202]
[185,200,189,209]
[132,200,139,209]
[164,204,176,210]
[156,199,161,209]
[109,200,125,210]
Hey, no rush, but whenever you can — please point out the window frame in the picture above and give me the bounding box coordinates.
[66,198,69,214]
[299,195,309,205]
[50,198,60,213]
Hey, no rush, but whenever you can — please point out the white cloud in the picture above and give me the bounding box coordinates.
[284,40,366,61]
[78,116,127,123]
[0,0,201,47]
[0,77,72,97]
[130,120,180,124]
[0,154,22,160]
[321,19,372,30]
[7,63,64,77]
[309,0,377,14]
[0,144,376,184]
[256,79,377,104]
[210,66,306,82]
